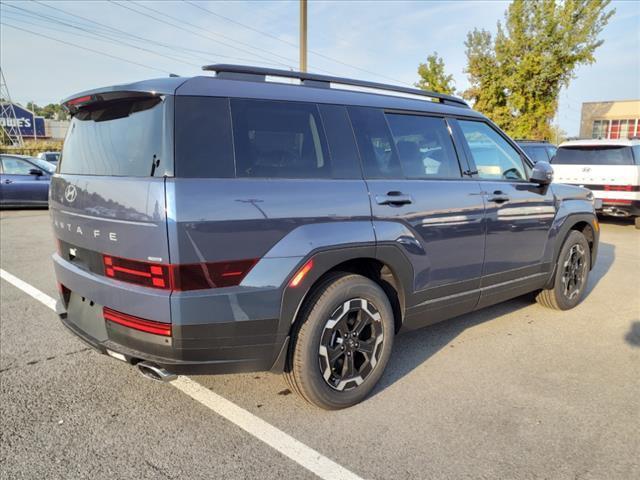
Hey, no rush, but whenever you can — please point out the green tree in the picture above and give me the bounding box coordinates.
[415,52,456,95]
[464,0,614,140]
[25,101,69,120]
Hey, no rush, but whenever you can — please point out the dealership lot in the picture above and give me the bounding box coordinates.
[1,209,638,479]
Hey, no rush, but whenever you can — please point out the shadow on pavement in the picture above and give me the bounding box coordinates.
[374,241,617,396]
[596,215,636,229]
[625,322,640,347]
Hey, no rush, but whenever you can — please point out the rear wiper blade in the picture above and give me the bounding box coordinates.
[150,154,160,176]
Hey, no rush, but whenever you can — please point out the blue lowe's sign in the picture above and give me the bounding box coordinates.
[0,103,46,138]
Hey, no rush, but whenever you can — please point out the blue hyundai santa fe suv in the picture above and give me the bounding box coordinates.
[51,65,599,409]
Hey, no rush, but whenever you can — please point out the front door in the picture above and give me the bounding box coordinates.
[348,107,486,329]
[454,119,556,307]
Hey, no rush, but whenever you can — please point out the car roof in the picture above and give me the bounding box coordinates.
[62,65,483,120]
[559,138,640,147]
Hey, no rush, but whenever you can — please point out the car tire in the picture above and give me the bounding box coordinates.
[536,230,591,310]
[284,272,394,410]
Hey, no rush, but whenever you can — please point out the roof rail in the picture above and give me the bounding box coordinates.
[202,64,469,108]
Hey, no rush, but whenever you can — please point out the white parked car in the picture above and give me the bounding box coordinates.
[552,139,640,229]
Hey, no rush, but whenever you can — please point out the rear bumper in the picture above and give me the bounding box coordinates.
[53,254,288,375]
[597,199,640,217]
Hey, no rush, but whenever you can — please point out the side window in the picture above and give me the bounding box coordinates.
[318,105,361,179]
[1,157,34,175]
[385,114,461,178]
[348,107,402,179]
[175,96,235,178]
[231,99,330,179]
[458,120,527,181]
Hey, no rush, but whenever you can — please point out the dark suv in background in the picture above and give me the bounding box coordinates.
[517,140,557,163]
[51,65,599,409]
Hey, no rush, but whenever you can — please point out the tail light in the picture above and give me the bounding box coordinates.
[102,254,256,291]
[604,185,632,191]
[103,255,171,289]
[172,260,257,291]
[605,199,632,205]
[103,307,171,336]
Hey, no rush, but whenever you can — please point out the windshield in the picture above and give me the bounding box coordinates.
[60,97,170,176]
[31,157,56,174]
[553,146,634,165]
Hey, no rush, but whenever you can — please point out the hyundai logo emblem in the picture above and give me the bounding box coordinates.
[64,184,78,203]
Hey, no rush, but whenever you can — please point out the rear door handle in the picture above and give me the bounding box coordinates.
[487,190,510,204]
[375,191,413,206]
[3,179,12,184]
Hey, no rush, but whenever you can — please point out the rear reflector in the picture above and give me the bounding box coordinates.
[103,307,171,336]
[290,259,313,287]
[604,199,632,205]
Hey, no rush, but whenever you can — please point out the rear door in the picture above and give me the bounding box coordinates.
[349,107,486,328]
[454,119,556,306]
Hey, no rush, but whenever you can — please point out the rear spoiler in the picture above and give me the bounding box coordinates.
[62,91,161,115]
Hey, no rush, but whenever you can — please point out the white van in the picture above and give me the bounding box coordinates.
[553,139,640,228]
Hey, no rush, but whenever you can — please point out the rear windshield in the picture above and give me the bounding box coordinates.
[60,97,170,176]
[521,146,549,164]
[553,146,635,165]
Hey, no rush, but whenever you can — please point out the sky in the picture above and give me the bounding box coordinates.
[1,0,639,136]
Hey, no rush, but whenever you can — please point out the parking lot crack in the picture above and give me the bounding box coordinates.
[0,347,91,374]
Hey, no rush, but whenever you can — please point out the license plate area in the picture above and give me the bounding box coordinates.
[67,292,108,342]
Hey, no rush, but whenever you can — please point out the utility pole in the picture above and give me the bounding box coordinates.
[299,0,307,72]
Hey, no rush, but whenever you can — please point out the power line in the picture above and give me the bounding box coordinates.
[1,22,173,74]
[29,0,289,68]
[3,3,202,68]
[108,0,296,70]
[182,0,413,86]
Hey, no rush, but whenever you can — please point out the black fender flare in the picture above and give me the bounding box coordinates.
[544,212,599,289]
[270,243,414,371]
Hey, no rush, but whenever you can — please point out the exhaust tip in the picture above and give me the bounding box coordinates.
[137,361,177,383]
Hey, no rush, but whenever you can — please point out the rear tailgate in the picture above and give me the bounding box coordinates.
[51,92,173,324]
[553,145,640,203]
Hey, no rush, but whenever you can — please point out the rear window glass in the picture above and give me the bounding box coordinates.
[231,99,330,178]
[553,146,634,165]
[386,114,461,178]
[60,97,168,176]
[348,106,402,179]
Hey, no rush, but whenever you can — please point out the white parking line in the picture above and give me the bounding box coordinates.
[0,268,364,480]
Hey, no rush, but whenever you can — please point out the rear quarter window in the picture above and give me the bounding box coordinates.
[231,99,331,179]
[174,96,235,178]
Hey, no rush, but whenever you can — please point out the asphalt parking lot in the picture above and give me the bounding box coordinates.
[1,209,638,480]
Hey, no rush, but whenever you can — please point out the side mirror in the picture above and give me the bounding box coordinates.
[29,168,43,176]
[530,161,553,186]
